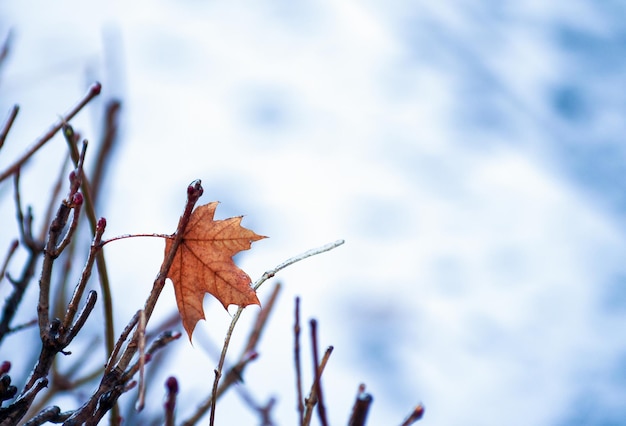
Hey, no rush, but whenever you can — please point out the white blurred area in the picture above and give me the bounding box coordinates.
[1,1,626,425]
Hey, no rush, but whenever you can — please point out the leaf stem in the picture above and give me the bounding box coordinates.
[99,233,173,247]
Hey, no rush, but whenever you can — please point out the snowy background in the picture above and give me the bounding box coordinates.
[1,1,626,425]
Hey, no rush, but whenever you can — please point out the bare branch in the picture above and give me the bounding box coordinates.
[64,290,97,343]
[135,310,147,412]
[348,384,373,426]
[0,173,42,342]
[302,345,333,426]
[0,82,101,183]
[22,406,72,426]
[61,219,105,333]
[0,378,48,426]
[116,180,203,370]
[294,296,304,425]
[309,320,328,426]
[253,240,344,291]
[91,99,122,201]
[0,30,13,73]
[104,310,139,374]
[0,105,18,150]
[182,284,281,426]
[164,377,178,426]
[0,240,18,284]
[63,182,203,425]
[182,241,343,426]
[122,330,182,382]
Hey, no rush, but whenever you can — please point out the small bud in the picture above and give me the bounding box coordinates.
[97,217,107,232]
[63,123,75,140]
[69,170,76,182]
[91,82,102,95]
[165,376,179,394]
[0,361,11,374]
[72,192,83,206]
[187,179,203,198]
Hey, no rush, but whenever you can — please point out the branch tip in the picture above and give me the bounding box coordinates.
[97,217,107,232]
[71,192,83,207]
[90,82,102,96]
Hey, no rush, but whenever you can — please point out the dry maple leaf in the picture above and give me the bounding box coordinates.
[165,201,266,340]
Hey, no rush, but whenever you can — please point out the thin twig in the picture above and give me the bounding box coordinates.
[50,191,82,256]
[91,99,122,201]
[0,82,101,183]
[28,166,85,362]
[61,214,105,333]
[231,383,276,426]
[100,233,172,247]
[399,404,425,426]
[135,309,147,411]
[116,180,204,371]
[17,207,86,408]
[253,240,344,290]
[22,336,103,420]
[294,297,304,425]
[13,169,41,251]
[64,290,97,343]
[104,310,139,374]
[0,104,18,150]
[0,29,12,73]
[181,241,344,426]
[22,406,61,426]
[216,283,281,399]
[209,369,220,426]
[207,285,280,426]
[302,346,333,426]
[242,282,281,361]
[310,320,328,426]
[121,331,182,382]
[62,181,203,426]
[0,173,42,343]
[22,407,72,425]
[62,123,117,364]
[0,239,18,284]
[164,377,178,426]
[0,378,48,426]
[5,318,37,334]
[348,384,373,426]
[40,153,70,244]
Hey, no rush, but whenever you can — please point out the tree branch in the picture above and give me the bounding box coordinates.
[0,82,101,183]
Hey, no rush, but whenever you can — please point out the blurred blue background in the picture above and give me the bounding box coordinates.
[1,1,626,425]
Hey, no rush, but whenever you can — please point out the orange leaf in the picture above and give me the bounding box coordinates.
[165,201,266,340]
